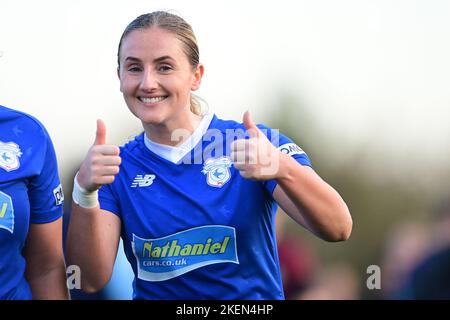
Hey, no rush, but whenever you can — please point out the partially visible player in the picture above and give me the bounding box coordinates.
[0,105,68,299]
[66,11,352,299]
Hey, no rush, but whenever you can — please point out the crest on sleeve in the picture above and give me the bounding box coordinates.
[201,156,232,188]
[0,141,22,172]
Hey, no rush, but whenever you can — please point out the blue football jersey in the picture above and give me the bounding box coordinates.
[0,105,64,299]
[99,114,311,299]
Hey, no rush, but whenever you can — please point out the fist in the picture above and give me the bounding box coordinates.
[77,119,122,191]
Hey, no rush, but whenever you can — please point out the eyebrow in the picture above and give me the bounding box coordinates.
[154,55,175,63]
[124,56,141,63]
[124,56,175,63]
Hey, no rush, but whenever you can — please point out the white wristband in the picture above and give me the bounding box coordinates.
[72,172,99,208]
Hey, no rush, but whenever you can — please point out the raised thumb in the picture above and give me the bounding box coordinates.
[94,119,106,145]
[243,111,259,138]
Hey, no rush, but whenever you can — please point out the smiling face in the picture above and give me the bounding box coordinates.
[118,27,203,130]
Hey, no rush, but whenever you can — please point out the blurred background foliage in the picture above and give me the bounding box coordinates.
[265,92,450,298]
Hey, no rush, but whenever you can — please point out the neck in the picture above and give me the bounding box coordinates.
[143,112,202,146]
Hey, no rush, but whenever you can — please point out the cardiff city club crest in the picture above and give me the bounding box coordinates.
[0,141,22,172]
[202,156,232,188]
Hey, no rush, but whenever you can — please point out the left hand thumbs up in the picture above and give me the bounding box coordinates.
[230,111,280,180]
[243,111,260,138]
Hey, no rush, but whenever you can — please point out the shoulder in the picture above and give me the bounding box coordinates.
[0,105,51,140]
[0,106,56,175]
[211,115,273,134]
[210,115,243,132]
[212,114,295,148]
[119,132,145,154]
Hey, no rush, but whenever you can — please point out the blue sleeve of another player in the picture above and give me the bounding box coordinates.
[258,125,312,196]
[28,126,64,223]
[98,183,121,218]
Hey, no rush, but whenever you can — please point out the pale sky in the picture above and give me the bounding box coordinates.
[1,0,450,178]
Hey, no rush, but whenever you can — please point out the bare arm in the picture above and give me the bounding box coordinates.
[231,111,352,242]
[66,204,121,293]
[66,119,122,293]
[273,157,352,242]
[23,217,69,299]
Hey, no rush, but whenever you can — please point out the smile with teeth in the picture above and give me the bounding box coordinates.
[139,96,167,104]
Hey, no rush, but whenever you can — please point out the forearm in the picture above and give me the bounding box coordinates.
[66,203,117,292]
[275,153,352,241]
[27,264,69,300]
[66,126,122,292]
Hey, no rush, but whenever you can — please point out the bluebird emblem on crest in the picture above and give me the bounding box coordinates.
[202,156,232,188]
[0,141,22,172]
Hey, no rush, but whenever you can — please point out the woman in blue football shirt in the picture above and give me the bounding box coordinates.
[66,11,352,299]
[0,105,68,299]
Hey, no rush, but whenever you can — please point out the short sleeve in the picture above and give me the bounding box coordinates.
[259,125,313,196]
[98,183,121,218]
[28,127,64,223]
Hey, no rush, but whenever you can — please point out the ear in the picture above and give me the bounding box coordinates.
[117,67,123,93]
[117,67,124,93]
[191,63,204,91]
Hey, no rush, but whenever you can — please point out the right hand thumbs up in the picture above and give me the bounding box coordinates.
[94,119,106,145]
[77,119,122,192]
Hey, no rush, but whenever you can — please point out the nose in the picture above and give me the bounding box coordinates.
[140,69,158,91]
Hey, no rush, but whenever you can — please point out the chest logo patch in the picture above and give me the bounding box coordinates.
[0,141,22,172]
[201,156,232,188]
[132,225,239,282]
[0,191,14,234]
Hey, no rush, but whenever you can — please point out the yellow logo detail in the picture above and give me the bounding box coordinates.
[0,203,7,218]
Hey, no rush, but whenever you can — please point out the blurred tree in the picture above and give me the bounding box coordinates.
[263,92,442,299]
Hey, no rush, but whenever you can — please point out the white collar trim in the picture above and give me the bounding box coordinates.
[144,113,214,164]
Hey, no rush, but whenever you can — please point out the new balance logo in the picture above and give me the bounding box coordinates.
[131,174,156,188]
